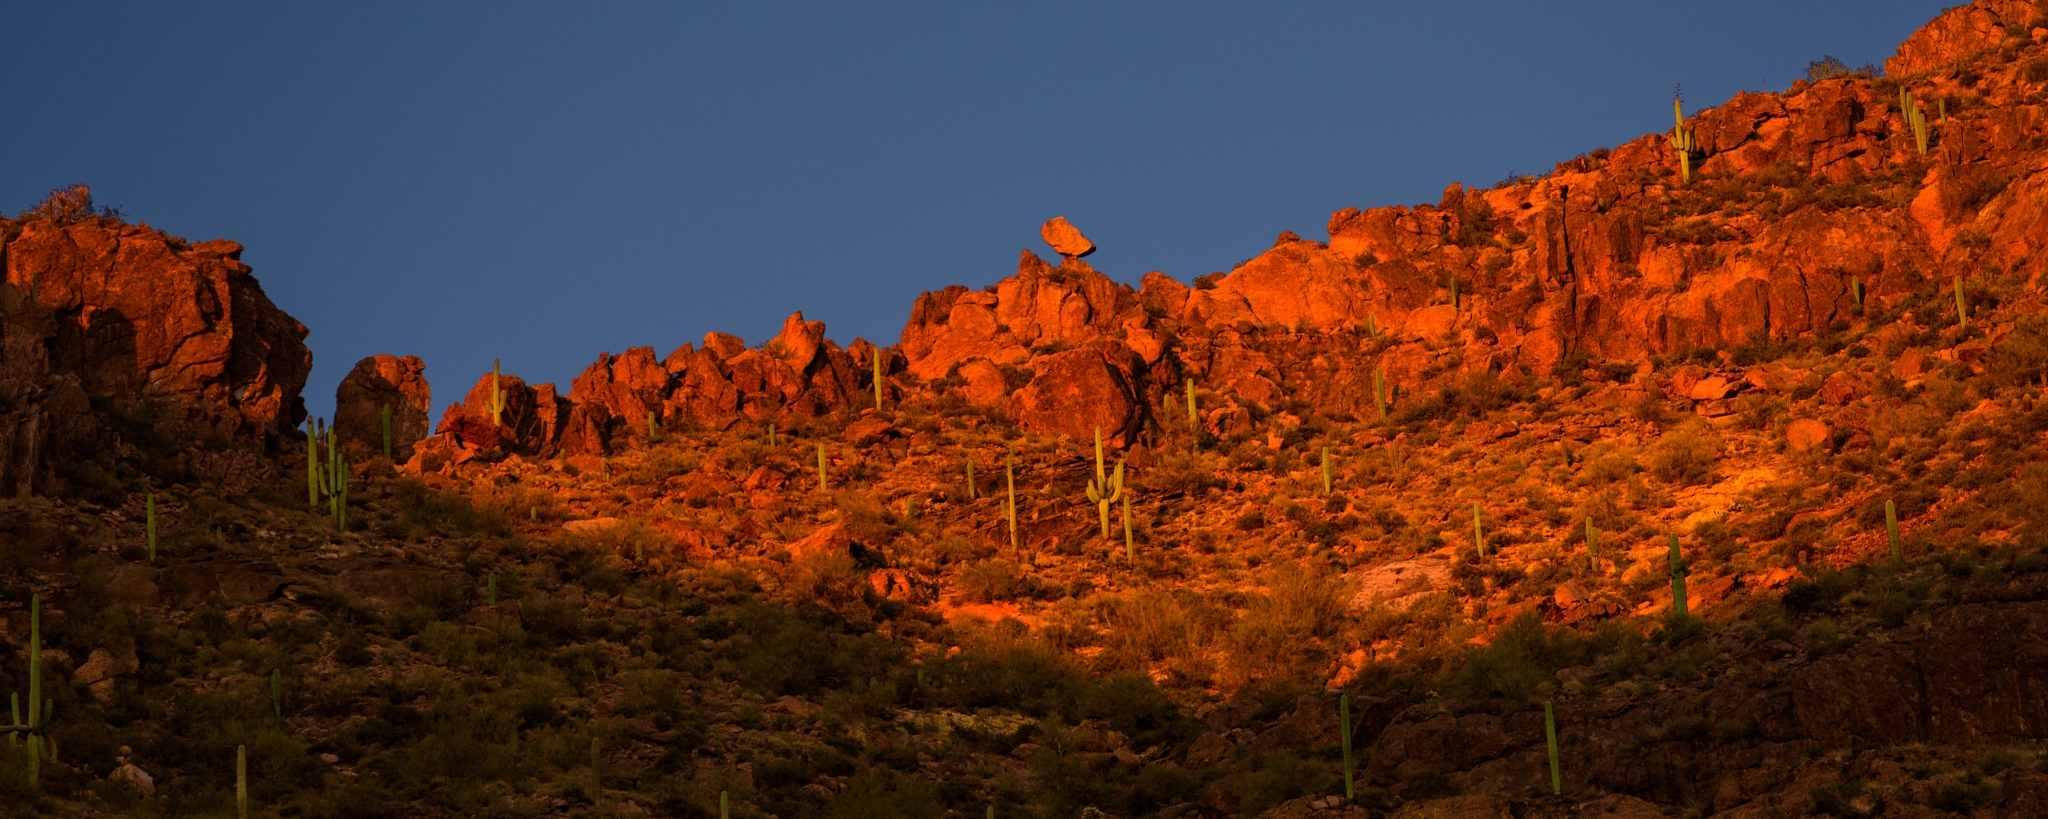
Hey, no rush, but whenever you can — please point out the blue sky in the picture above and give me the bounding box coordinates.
[1,2,1941,420]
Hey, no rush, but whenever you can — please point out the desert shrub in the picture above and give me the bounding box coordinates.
[389,478,512,539]
[1646,426,1718,486]
[956,559,1045,603]
[1445,612,1641,704]
[1220,566,1347,685]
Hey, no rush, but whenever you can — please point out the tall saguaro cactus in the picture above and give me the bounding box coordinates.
[872,347,886,409]
[490,360,506,426]
[1085,429,1125,541]
[1584,518,1598,571]
[1321,447,1333,496]
[8,593,57,784]
[1006,447,1019,552]
[1669,534,1690,618]
[1886,499,1902,565]
[1339,693,1356,803]
[1545,701,1561,795]
[1954,276,1969,330]
[1373,368,1388,420]
[1472,503,1485,557]
[1901,88,1930,155]
[1122,493,1135,563]
[1671,95,1697,185]
[237,745,249,819]
[1185,378,1198,429]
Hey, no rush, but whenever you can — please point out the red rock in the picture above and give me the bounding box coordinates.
[1,191,311,473]
[1787,418,1831,453]
[1887,0,2035,77]
[957,359,1011,408]
[334,355,430,460]
[1687,374,1739,401]
[1817,371,1869,405]
[1009,347,1142,446]
[1040,216,1095,259]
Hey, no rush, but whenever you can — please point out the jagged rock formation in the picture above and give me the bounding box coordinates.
[333,355,431,461]
[0,186,310,495]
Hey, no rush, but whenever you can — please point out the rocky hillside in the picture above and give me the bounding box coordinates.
[7,1,2048,817]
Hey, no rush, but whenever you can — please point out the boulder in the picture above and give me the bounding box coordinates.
[333,355,431,460]
[957,359,1011,408]
[1040,216,1095,259]
[1008,347,1143,446]
[1786,418,1830,452]
[108,763,155,795]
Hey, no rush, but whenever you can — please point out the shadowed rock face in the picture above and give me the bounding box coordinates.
[0,194,310,494]
[334,355,431,461]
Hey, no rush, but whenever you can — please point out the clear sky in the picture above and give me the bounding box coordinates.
[2,2,1941,421]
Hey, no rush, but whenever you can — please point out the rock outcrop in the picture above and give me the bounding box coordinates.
[0,186,310,495]
[418,312,874,466]
[334,355,430,460]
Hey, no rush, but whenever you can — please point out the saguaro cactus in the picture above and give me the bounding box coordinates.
[1901,88,1929,155]
[271,669,283,717]
[1122,493,1135,563]
[1373,368,1388,420]
[490,360,506,426]
[1472,502,1485,557]
[1321,447,1333,496]
[1086,429,1125,541]
[8,595,55,776]
[1669,534,1690,618]
[816,444,828,491]
[237,745,249,819]
[1886,499,1901,565]
[1584,519,1598,571]
[1545,701,1561,795]
[1340,693,1356,803]
[1006,447,1019,552]
[965,456,977,500]
[872,347,886,408]
[1671,95,1697,185]
[1185,378,1198,428]
[1954,276,1968,330]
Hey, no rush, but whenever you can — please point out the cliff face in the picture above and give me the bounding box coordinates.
[0,187,310,495]
[396,0,2048,468]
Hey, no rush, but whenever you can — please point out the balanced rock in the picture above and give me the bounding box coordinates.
[334,355,431,461]
[1040,216,1095,259]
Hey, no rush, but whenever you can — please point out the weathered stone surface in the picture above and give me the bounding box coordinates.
[0,188,311,494]
[334,355,430,460]
[957,358,1011,407]
[1886,0,2035,77]
[1040,216,1095,258]
[1007,346,1143,446]
[1786,418,1830,452]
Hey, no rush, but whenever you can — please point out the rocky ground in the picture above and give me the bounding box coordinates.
[9,1,2048,817]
